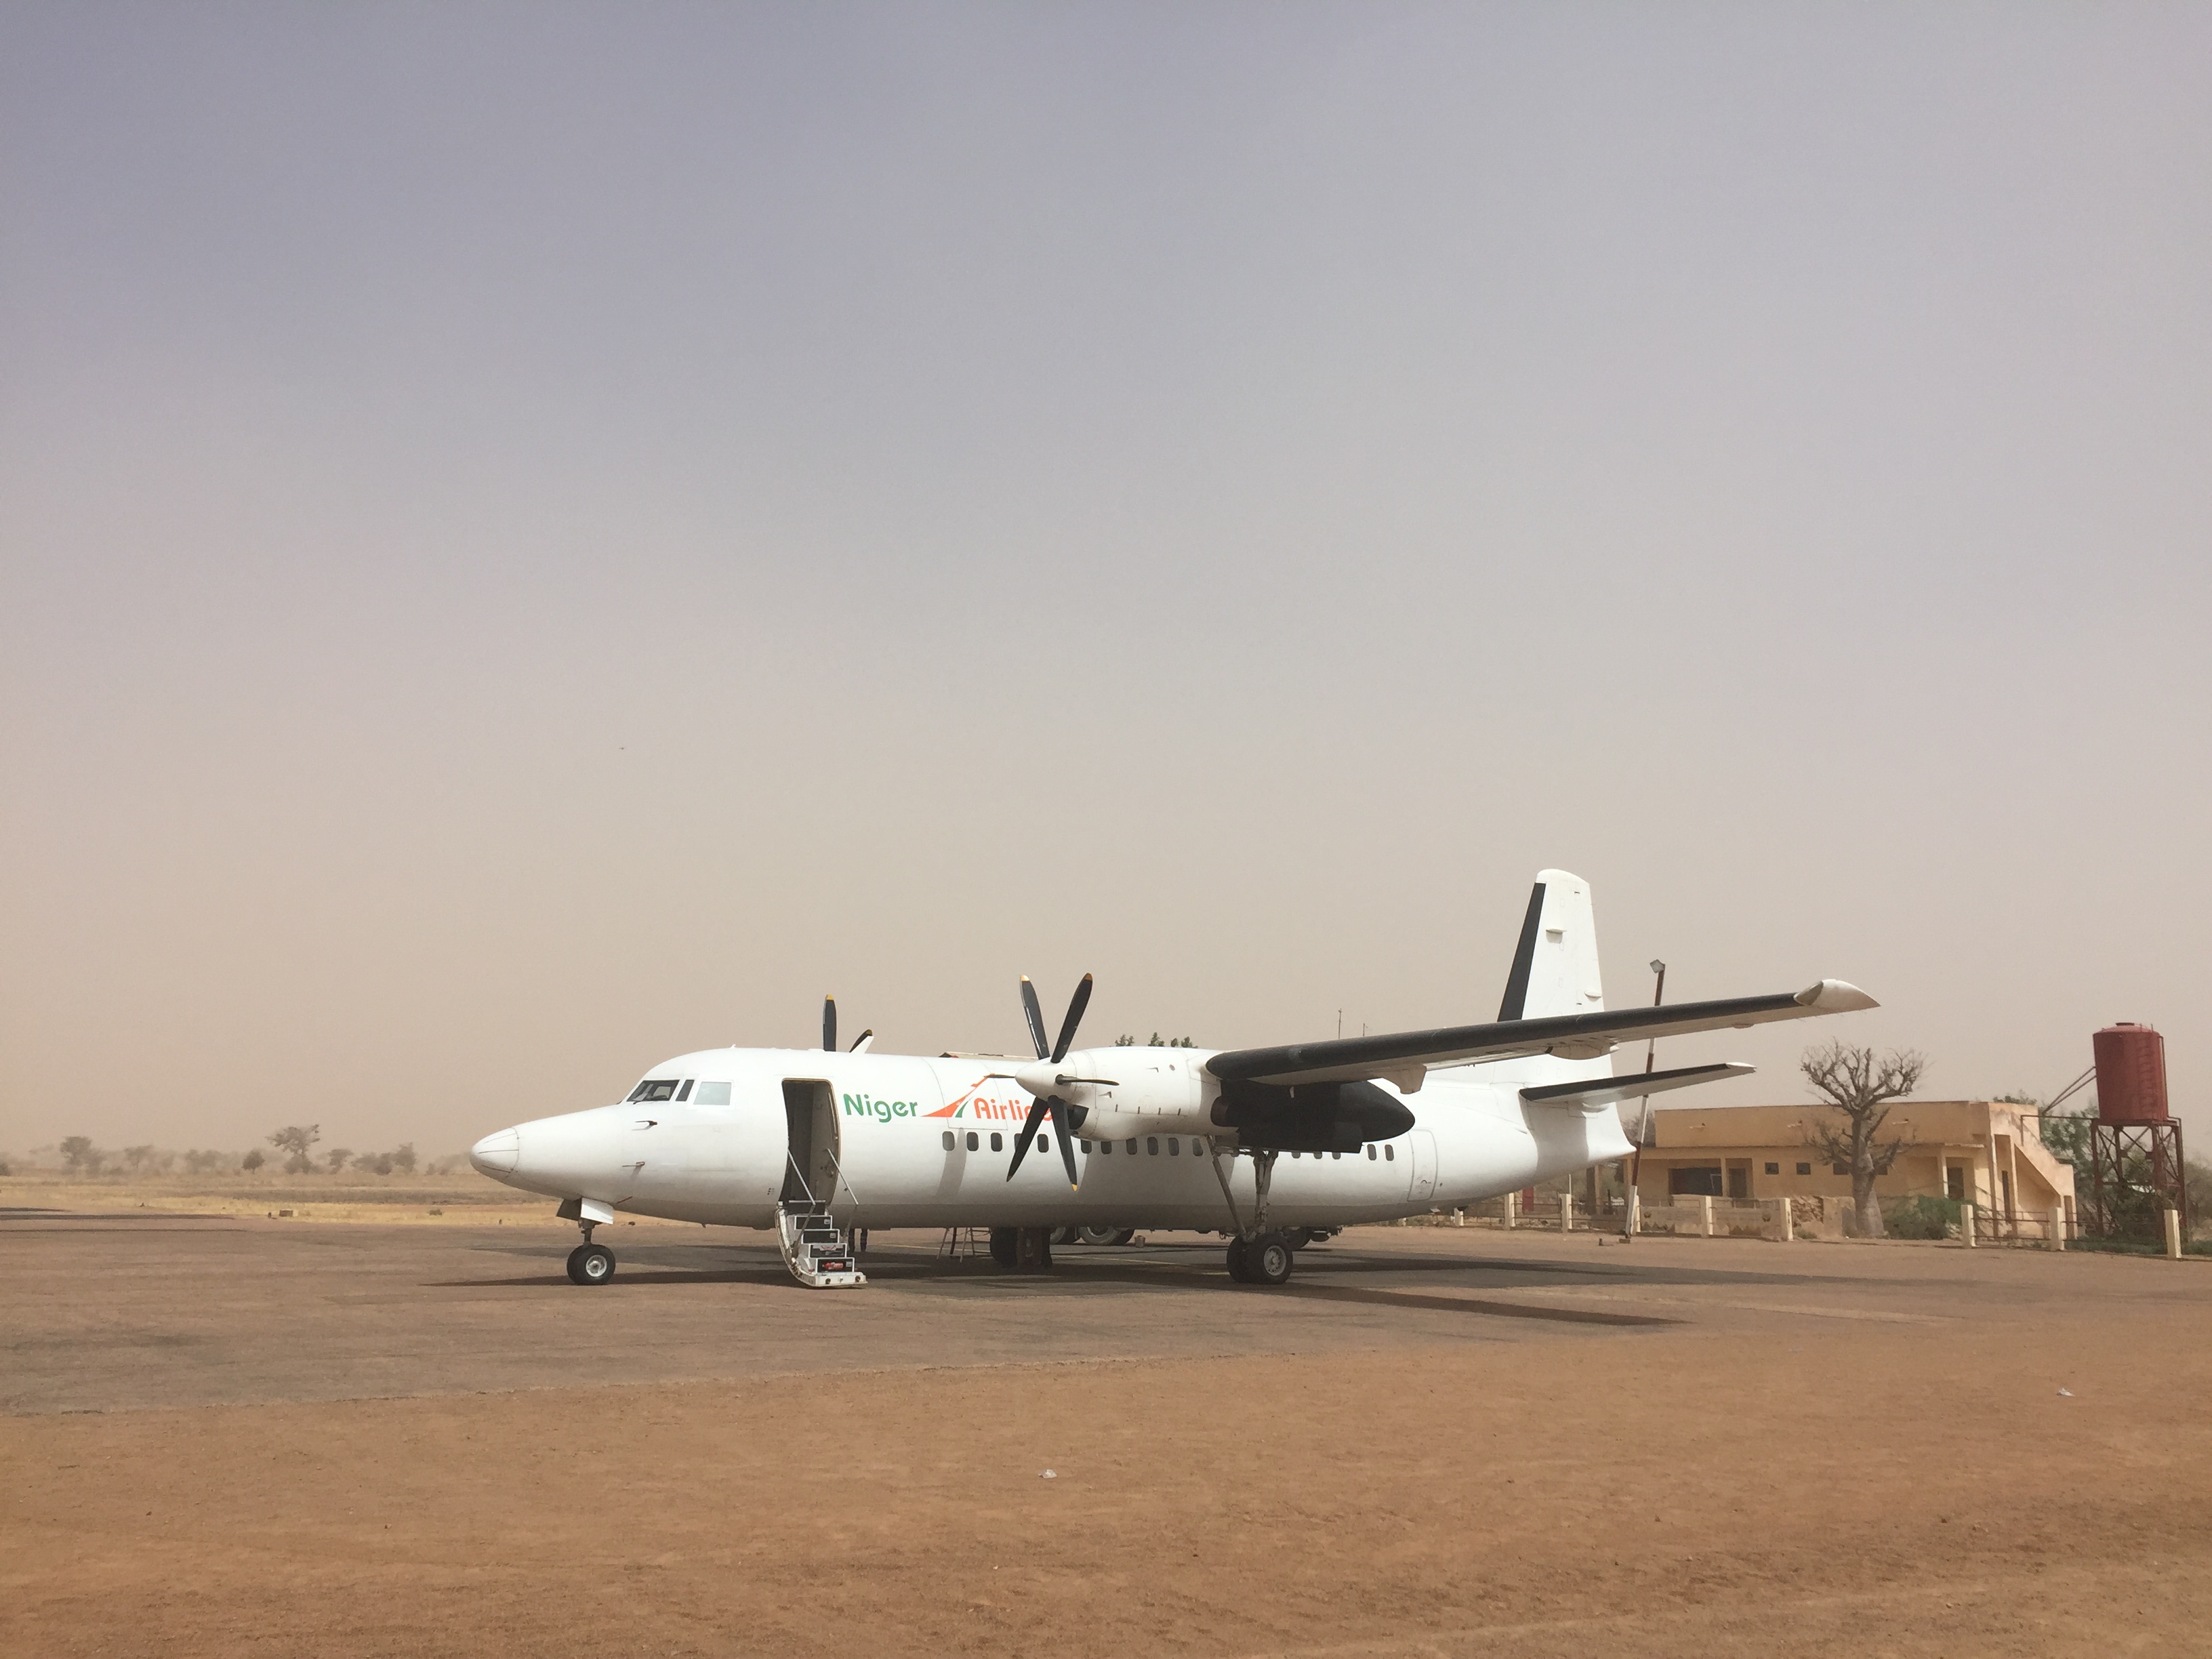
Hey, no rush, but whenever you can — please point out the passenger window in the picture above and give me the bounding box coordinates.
[1146,1138,1158,1155]
[1040,1134,1051,1153]
[1167,1138,1179,1155]
[1125,1139,1137,1154]
[1366,1145,1376,1160]
[1100,1140,1111,1155]
[942,1131,955,1151]
[990,1132,1004,1152]
[1385,1145,1395,1161]
[675,1080,694,1102]
[966,1132,979,1151]
[628,1079,679,1103]
[1080,1139,1092,1152]
[693,1081,732,1106]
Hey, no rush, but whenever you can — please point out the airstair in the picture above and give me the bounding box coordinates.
[776,1193,866,1288]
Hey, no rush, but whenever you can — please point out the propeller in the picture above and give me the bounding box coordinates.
[823,996,874,1054]
[1006,975,1095,1189]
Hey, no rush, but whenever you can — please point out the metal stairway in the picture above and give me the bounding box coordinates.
[777,1195,866,1288]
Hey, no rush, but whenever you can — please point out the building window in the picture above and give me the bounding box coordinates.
[1796,1162,1811,1176]
[966,1132,979,1151]
[942,1131,955,1151]
[990,1132,1003,1152]
[1669,1166,1725,1197]
[1764,1162,1780,1176]
[1832,1163,1849,1176]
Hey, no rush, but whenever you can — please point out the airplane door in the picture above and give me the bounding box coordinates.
[1408,1130,1438,1203]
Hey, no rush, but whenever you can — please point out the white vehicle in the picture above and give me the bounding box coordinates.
[470,870,1875,1288]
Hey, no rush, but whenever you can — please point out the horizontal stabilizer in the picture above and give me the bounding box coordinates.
[1519,1062,1753,1111]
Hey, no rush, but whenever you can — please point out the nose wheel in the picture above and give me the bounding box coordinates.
[567,1242,615,1285]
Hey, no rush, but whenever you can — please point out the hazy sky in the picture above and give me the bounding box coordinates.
[5,5,2208,1157]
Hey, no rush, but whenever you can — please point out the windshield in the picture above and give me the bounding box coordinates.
[627,1079,680,1103]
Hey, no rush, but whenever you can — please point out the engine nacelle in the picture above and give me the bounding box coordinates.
[1028,1046,1215,1142]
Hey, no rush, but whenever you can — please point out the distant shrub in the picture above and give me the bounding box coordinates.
[1885,1195,1961,1240]
[241,1148,264,1172]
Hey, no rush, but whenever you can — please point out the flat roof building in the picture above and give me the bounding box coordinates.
[1632,1099,2075,1224]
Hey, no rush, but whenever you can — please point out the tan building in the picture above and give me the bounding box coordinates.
[1632,1099,2076,1226]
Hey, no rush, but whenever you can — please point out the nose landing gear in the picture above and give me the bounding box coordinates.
[566,1216,616,1286]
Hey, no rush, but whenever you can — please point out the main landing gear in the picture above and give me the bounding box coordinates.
[1226,1231,1296,1285]
[567,1218,615,1286]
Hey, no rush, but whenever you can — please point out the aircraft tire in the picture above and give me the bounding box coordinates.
[567,1243,615,1286]
[1250,1233,1295,1286]
[1225,1236,1252,1282]
[988,1227,1019,1269]
[1075,1226,1135,1247]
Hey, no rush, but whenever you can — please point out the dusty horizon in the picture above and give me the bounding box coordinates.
[5,6,2207,1156]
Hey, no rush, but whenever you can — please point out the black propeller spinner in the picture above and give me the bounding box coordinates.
[1006,975,1092,1189]
[821,996,872,1053]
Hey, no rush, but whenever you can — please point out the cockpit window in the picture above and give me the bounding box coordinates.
[675,1080,694,1102]
[628,1079,680,1103]
[693,1082,731,1106]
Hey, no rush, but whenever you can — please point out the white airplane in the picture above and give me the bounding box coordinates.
[470,870,1875,1288]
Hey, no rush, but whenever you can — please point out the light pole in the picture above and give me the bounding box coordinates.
[1624,959,1666,1240]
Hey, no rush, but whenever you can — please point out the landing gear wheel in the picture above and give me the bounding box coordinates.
[1249,1231,1294,1285]
[988,1227,1019,1269]
[1076,1226,1136,1246]
[1225,1236,1253,1282]
[567,1243,615,1286]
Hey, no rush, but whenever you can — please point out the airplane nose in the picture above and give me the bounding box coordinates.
[470,1127,521,1175]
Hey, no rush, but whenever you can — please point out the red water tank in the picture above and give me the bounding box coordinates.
[2093,1024,2170,1124]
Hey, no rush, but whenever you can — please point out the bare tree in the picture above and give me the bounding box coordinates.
[1800,1040,1925,1239]
[268,1124,321,1174]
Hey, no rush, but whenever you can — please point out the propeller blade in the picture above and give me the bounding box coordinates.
[1050,973,1094,1064]
[823,996,836,1053]
[1048,1097,1080,1189]
[1019,977,1049,1060]
[848,1029,874,1054]
[1006,1095,1051,1181]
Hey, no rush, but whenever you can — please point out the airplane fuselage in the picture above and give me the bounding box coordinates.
[470,1044,1633,1231]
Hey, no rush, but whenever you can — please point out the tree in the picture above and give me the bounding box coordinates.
[60,1136,104,1174]
[1800,1040,1925,1240]
[122,1145,156,1174]
[390,1143,417,1174]
[326,1148,353,1174]
[241,1149,265,1172]
[268,1125,321,1174]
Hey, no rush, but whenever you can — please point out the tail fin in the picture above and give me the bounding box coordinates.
[1496,869,1605,1021]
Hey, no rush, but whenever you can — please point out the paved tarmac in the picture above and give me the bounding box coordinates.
[4,1206,2188,1414]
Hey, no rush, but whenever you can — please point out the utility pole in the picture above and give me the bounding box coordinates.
[1623,959,1666,1240]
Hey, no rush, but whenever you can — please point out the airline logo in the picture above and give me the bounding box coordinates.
[842,1093,920,1122]
[922,1081,1031,1122]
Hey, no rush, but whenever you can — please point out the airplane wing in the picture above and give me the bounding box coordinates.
[1203,980,1876,1090]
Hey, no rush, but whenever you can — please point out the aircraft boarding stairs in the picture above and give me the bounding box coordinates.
[776,1191,866,1289]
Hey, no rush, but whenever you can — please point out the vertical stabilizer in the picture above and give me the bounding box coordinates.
[1496,870,1605,1021]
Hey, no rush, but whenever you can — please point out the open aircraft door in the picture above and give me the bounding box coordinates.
[1408,1130,1438,1203]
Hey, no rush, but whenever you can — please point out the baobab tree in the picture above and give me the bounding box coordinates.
[268,1124,321,1174]
[1800,1040,1925,1239]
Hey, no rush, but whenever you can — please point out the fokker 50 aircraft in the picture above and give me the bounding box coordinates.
[470,871,1875,1289]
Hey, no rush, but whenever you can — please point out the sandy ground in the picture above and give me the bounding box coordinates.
[4,1205,2208,1658]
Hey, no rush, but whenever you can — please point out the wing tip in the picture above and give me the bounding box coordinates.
[1797,979,1879,1012]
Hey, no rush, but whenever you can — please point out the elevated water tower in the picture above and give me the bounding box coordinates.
[2084,1023,2188,1240]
